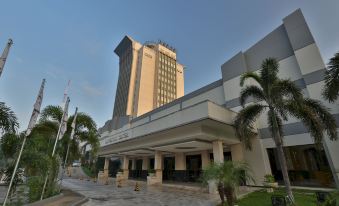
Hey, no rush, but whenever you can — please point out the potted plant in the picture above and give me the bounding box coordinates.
[148,169,155,177]
[202,161,254,206]
[117,168,123,175]
[263,174,278,193]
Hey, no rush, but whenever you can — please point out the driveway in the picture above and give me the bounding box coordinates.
[63,178,218,206]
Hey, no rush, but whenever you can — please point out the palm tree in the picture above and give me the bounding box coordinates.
[234,58,337,202]
[0,102,18,134]
[0,105,100,202]
[323,52,339,102]
[39,105,99,165]
[202,161,254,206]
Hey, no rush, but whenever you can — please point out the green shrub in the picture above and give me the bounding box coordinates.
[27,176,44,203]
[264,174,275,183]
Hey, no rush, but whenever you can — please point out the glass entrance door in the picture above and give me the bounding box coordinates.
[163,156,175,181]
[186,155,202,182]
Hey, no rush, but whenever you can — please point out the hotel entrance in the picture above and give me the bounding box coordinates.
[267,144,335,188]
[186,155,202,182]
[129,159,147,180]
[163,154,203,183]
[163,157,175,181]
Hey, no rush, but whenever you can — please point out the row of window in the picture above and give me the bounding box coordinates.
[156,52,178,107]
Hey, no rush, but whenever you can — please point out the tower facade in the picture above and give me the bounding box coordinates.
[112,36,184,120]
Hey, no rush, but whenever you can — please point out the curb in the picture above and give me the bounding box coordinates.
[26,193,64,206]
[71,197,89,206]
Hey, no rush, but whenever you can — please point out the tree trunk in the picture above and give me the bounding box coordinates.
[224,186,234,206]
[217,182,225,205]
[270,109,294,202]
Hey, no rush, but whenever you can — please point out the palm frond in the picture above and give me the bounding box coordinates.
[234,104,266,150]
[0,102,19,133]
[303,98,337,141]
[260,58,279,93]
[40,105,63,123]
[285,100,325,145]
[271,79,303,101]
[240,72,262,87]
[322,52,339,102]
[239,85,266,107]
[0,133,20,158]
[73,112,97,132]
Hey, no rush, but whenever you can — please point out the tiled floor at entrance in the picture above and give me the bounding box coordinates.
[63,178,219,206]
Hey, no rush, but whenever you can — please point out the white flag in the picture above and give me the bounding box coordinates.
[58,97,70,140]
[61,80,71,110]
[25,79,46,136]
[70,107,78,140]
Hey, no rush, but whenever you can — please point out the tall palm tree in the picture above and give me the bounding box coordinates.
[202,161,254,206]
[323,52,339,102]
[39,105,99,165]
[234,58,337,202]
[0,102,18,134]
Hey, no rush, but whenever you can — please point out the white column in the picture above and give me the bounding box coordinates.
[201,150,210,169]
[175,153,186,170]
[104,157,110,177]
[122,155,129,179]
[142,157,150,170]
[231,143,244,161]
[212,140,224,163]
[154,151,163,182]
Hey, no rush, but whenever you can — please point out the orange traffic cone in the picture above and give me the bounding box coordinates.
[134,182,140,191]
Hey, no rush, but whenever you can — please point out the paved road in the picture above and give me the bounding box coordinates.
[63,178,219,206]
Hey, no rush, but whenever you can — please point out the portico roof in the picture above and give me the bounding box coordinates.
[98,100,248,156]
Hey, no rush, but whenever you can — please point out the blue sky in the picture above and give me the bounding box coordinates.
[0,0,338,130]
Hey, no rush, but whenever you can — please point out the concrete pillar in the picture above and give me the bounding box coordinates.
[175,153,186,170]
[122,155,129,179]
[231,143,244,161]
[131,159,136,170]
[142,157,150,170]
[201,150,211,169]
[212,140,224,163]
[154,151,163,182]
[104,157,110,177]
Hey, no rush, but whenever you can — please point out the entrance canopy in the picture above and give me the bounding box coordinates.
[99,100,245,157]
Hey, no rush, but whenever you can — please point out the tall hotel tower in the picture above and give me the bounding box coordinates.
[109,36,184,129]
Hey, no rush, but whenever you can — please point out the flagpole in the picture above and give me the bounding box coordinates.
[59,107,78,190]
[3,79,46,206]
[0,39,13,78]
[40,97,70,200]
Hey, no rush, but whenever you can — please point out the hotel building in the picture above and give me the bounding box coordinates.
[98,9,339,189]
[101,36,184,131]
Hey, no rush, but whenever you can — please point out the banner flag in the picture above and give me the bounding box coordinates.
[25,79,46,137]
[58,97,70,140]
[70,107,78,140]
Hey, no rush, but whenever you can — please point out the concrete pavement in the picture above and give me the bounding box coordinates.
[63,178,219,206]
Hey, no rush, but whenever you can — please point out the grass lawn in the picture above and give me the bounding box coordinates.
[236,188,338,206]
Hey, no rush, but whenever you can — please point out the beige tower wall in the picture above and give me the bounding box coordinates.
[134,46,157,117]
[112,36,185,121]
[125,41,142,116]
[176,63,184,98]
